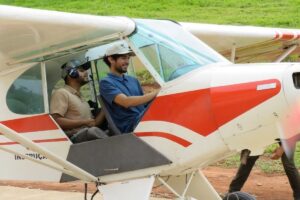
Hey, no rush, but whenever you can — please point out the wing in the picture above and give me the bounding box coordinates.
[0,5,135,68]
[0,5,136,182]
[181,22,300,63]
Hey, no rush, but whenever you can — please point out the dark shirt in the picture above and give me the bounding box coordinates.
[100,73,146,133]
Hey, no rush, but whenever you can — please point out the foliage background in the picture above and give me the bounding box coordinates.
[1,0,300,28]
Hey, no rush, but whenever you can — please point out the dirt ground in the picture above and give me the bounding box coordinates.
[0,166,294,200]
[205,167,294,200]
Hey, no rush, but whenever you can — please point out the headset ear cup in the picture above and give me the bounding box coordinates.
[68,68,79,78]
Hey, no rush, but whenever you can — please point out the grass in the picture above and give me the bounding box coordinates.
[215,143,300,173]
[3,0,300,173]
[1,0,300,28]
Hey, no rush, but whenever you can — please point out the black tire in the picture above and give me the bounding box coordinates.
[222,191,256,200]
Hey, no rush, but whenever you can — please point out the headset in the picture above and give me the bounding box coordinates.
[61,59,91,79]
[68,67,79,79]
[61,59,84,79]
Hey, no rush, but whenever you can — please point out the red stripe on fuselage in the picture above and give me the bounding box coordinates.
[281,33,295,40]
[142,79,281,137]
[274,32,298,40]
[135,132,192,147]
[0,114,59,133]
[0,138,68,145]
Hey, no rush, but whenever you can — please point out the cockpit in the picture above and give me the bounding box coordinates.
[5,19,229,120]
[5,19,229,130]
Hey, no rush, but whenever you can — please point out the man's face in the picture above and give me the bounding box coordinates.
[77,68,89,85]
[111,54,131,74]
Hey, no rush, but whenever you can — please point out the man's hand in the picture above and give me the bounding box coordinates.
[152,89,160,96]
[114,88,160,108]
[271,146,284,160]
[52,113,97,130]
[84,119,96,127]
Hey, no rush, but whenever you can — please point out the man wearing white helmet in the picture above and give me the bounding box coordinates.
[100,42,159,133]
[50,59,108,143]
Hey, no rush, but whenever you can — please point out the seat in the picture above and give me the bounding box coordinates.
[98,95,122,136]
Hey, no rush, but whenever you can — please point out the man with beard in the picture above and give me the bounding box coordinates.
[100,42,159,133]
[50,59,108,143]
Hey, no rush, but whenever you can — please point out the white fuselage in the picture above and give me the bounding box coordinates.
[102,62,299,181]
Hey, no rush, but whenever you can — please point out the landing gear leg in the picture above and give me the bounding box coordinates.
[156,170,222,200]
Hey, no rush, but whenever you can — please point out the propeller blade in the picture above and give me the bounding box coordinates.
[280,134,300,160]
[278,102,300,160]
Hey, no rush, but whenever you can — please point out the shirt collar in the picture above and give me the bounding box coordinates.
[108,73,128,81]
[64,85,81,97]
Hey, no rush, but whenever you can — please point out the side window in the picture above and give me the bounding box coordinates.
[130,56,157,88]
[129,32,199,81]
[6,64,44,114]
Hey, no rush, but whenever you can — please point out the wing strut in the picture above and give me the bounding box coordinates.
[0,123,98,182]
[231,43,236,63]
[275,44,298,63]
[156,170,222,200]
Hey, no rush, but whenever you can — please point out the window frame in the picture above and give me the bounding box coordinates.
[41,61,49,114]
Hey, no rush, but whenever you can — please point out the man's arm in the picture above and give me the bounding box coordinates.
[51,113,96,130]
[94,110,105,126]
[114,90,159,108]
[100,78,160,108]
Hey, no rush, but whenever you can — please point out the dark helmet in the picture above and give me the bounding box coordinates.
[61,59,91,79]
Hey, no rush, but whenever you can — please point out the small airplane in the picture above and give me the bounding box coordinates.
[0,5,300,200]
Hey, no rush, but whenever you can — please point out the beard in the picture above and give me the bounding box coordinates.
[79,76,89,85]
[115,65,128,74]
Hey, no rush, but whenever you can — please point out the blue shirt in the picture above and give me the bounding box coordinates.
[100,73,146,133]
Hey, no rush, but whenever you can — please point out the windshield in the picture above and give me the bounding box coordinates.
[128,19,229,82]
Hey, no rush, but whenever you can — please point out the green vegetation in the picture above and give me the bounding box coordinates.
[3,0,300,173]
[216,143,300,173]
[136,70,156,85]
[1,0,300,28]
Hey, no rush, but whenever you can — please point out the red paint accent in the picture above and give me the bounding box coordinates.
[0,138,68,146]
[0,114,59,133]
[135,132,191,147]
[211,79,281,128]
[142,79,281,136]
[281,33,295,40]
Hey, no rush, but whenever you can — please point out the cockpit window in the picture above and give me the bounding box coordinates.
[6,64,44,114]
[129,19,229,81]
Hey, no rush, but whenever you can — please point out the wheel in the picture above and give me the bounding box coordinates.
[222,191,256,200]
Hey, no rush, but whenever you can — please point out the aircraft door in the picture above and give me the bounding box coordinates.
[0,63,72,181]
